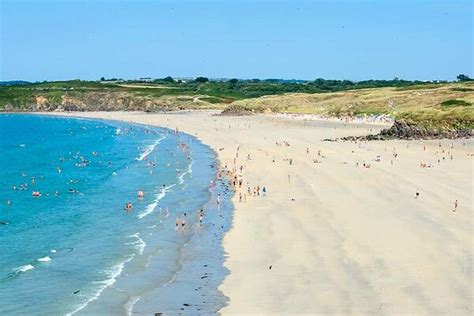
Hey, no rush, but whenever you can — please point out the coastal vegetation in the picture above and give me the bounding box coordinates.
[1,77,473,130]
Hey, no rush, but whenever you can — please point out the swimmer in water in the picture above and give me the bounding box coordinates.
[137,190,144,198]
[175,217,181,230]
[124,202,133,212]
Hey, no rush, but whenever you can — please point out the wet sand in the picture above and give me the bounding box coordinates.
[46,110,473,315]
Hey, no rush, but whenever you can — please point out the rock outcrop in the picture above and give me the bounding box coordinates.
[328,120,472,141]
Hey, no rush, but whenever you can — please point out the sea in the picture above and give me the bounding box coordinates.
[0,114,232,315]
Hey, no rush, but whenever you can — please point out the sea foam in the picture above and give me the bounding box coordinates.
[178,160,194,185]
[137,183,176,219]
[136,135,165,161]
[66,255,134,316]
[13,264,34,273]
[127,233,146,255]
[37,256,52,262]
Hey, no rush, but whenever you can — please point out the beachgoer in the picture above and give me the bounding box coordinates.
[175,218,181,230]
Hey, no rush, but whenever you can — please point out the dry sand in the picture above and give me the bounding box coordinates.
[46,111,473,315]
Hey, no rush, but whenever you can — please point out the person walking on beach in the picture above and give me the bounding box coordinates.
[453,200,458,212]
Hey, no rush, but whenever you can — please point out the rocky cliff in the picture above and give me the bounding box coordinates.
[2,91,221,112]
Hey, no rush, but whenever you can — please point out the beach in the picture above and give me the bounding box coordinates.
[46,110,473,315]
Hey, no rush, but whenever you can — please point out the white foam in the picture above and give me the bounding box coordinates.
[178,160,194,185]
[66,255,134,316]
[137,183,175,219]
[13,264,34,273]
[125,296,141,316]
[136,135,165,161]
[128,233,146,255]
[37,256,52,262]
[50,249,57,253]
[137,200,158,219]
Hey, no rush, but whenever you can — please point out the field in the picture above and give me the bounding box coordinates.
[228,82,474,129]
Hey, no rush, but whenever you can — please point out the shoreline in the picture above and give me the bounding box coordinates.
[1,113,234,315]
[24,110,474,314]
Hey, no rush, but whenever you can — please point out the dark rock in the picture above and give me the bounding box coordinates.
[330,120,473,142]
[219,105,255,116]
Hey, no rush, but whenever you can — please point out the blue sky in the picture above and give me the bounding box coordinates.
[0,0,472,81]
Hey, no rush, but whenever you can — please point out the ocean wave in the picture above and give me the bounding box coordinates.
[125,296,141,316]
[66,255,134,316]
[13,264,34,273]
[178,160,194,185]
[136,135,165,161]
[137,183,175,219]
[37,256,52,262]
[137,200,159,220]
[127,233,146,255]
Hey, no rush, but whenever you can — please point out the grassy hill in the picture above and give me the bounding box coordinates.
[0,79,473,130]
[227,82,474,129]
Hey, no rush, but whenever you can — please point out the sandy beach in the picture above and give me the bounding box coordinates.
[46,110,473,315]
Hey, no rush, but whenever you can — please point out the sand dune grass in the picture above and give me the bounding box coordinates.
[229,82,474,128]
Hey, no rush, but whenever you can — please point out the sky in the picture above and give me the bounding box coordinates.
[0,0,472,81]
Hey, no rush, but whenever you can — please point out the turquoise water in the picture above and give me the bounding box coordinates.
[0,114,231,315]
